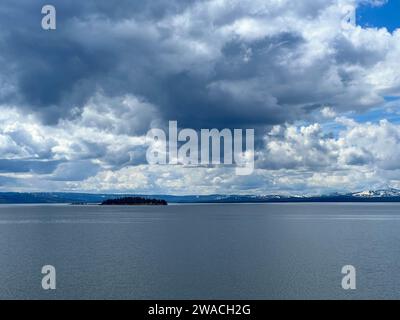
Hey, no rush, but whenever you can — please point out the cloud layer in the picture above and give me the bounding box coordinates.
[1,0,400,194]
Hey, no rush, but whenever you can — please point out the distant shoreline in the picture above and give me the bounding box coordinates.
[2,191,400,204]
[5,200,400,205]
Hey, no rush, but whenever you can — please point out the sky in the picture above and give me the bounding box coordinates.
[1,0,400,195]
[357,0,400,32]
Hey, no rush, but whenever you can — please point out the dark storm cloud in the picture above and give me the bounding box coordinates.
[156,33,305,129]
[0,0,383,130]
[0,0,196,124]
[333,35,383,67]
[0,159,62,174]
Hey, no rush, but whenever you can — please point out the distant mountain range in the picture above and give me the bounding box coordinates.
[2,189,400,204]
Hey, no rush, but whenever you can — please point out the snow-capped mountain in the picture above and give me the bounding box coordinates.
[351,189,400,198]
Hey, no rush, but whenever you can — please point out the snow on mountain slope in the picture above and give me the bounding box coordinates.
[351,189,400,198]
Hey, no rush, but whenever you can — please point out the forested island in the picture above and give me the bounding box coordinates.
[101,197,168,206]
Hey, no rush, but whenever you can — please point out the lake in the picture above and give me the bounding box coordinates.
[0,203,399,300]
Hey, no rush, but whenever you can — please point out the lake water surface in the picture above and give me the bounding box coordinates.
[0,203,399,300]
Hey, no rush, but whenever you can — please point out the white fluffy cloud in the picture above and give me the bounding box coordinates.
[3,100,400,195]
[262,118,400,171]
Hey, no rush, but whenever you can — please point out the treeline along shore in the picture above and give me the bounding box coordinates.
[100,197,168,206]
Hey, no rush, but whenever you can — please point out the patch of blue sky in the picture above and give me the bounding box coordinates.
[357,0,400,32]
[319,104,400,138]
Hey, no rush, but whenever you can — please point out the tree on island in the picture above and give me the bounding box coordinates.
[101,197,167,206]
